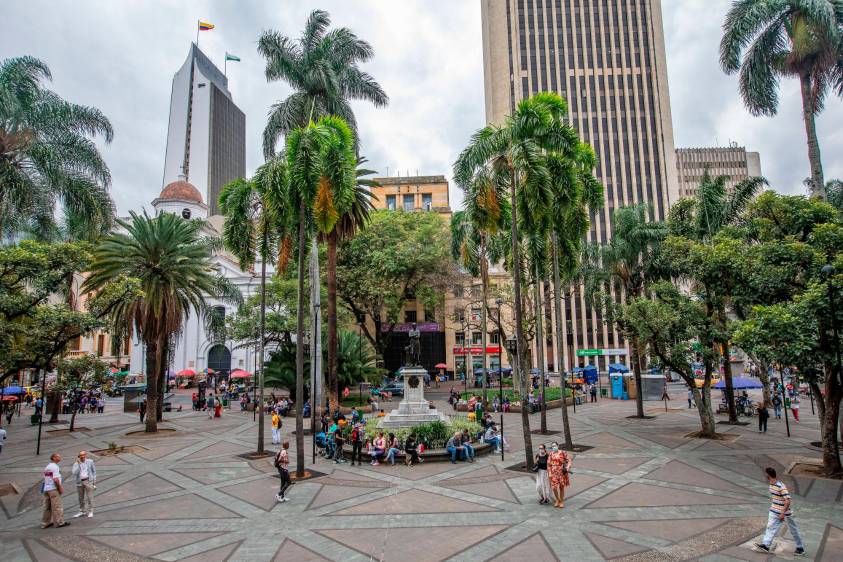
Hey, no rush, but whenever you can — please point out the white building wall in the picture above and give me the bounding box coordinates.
[162,54,192,187]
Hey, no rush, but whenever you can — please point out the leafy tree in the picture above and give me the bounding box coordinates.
[55,355,108,432]
[336,329,381,389]
[258,9,388,158]
[219,157,290,453]
[0,56,114,240]
[581,204,667,419]
[720,0,843,198]
[84,212,240,433]
[337,209,456,359]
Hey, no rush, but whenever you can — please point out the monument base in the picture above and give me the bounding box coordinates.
[377,366,450,428]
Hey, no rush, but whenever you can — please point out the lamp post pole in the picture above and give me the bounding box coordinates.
[505,335,518,463]
[496,298,504,462]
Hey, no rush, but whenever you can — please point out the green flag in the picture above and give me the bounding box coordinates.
[225,52,241,62]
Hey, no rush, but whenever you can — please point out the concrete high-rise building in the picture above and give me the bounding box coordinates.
[481,0,679,373]
[675,145,763,198]
[162,44,246,216]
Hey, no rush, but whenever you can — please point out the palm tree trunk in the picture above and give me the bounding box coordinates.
[327,230,339,410]
[257,251,267,454]
[145,340,158,433]
[509,167,534,469]
[534,263,547,433]
[480,235,489,410]
[552,234,574,449]
[800,72,826,200]
[630,335,645,417]
[720,341,738,423]
[295,198,307,477]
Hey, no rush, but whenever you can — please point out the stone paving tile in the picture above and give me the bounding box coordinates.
[816,524,843,562]
[573,456,655,475]
[272,538,330,561]
[486,532,559,561]
[177,540,243,562]
[88,532,222,557]
[94,472,183,506]
[642,460,751,494]
[584,482,747,509]
[325,488,501,516]
[585,532,651,559]
[602,518,727,543]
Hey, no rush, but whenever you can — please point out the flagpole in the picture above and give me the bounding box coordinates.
[196,20,199,46]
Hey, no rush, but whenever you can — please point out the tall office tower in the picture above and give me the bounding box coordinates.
[162,44,246,216]
[481,0,679,373]
[676,145,763,198]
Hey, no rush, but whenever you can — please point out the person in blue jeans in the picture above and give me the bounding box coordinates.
[484,424,502,453]
[446,432,466,463]
[755,467,805,556]
[460,429,475,462]
[384,433,401,465]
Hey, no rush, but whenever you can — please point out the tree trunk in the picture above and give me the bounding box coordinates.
[144,340,158,433]
[754,357,771,407]
[552,234,574,449]
[630,335,645,417]
[47,391,61,423]
[157,339,168,423]
[69,407,77,432]
[480,235,489,410]
[510,167,534,469]
[692,384,716,437]
[720,341,738,423]
[534,263,547,433]
[257,251,267,454]
[821,383,842,475]
[799,72,826,200]
[327,230,339,411]
[295,198,307,477]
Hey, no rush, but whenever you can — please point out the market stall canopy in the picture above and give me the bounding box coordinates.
[177,369,197,377]
[608,363,630,374]
[230,369,252,379]
[714,376,762,390]
[1,386,24,394]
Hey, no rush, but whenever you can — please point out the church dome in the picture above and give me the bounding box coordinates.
[160,180,203,204]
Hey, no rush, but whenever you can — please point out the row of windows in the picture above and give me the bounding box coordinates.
[455,331,502,346]
[385,193,434,211]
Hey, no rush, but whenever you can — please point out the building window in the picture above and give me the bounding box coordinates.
[471,308,482,322]
[96,334,105,357]
[455,331,465,346]
[386,195,396,210]
[424,308,436,322]
[403,194,414,211]
[489,331,501,344]
[405,310,417,323]
[471,331,482,345]
[453,285,464,298]
[422,193,432,210]
[69,336,82,351]
[455,308,465,323]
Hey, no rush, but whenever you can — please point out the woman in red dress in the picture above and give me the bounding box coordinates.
[547,441,572,508]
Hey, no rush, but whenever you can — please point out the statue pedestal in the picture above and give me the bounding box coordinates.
[378,367,450,428]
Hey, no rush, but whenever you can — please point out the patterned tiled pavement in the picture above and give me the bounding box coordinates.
[0,386,840,561]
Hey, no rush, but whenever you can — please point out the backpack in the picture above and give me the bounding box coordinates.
[274,451,284,469]
[351,428,360,442]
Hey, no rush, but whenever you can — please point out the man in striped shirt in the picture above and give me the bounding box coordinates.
[754,467,805,556]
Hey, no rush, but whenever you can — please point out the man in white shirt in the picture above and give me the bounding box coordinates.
[71,450,96,518]
[41,453,68,528]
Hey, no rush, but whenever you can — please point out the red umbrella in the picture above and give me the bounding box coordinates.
[434,363,447,369]
[177,369,197,377]
[230,369,252,379]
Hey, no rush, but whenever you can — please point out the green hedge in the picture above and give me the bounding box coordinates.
[340,418,481,449]
[460,387,571,402]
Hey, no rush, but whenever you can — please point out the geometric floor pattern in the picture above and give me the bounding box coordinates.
[0,386,840,561]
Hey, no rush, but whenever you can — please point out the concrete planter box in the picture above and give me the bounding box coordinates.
[342,441,493,463]
[508,396,574,413]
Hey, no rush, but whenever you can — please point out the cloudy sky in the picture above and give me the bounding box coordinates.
[3,1,842,214]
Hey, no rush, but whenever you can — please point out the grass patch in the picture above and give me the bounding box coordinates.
[340,394,374,408]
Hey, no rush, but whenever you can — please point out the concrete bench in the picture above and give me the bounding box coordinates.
[342,441,494,462]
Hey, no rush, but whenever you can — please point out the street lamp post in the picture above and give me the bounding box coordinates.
[311,302,320,465]
[496,298,504,462]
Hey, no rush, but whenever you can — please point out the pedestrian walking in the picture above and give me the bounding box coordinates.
[71,451,96,518]
[274,442,292,503]
[790,396,800,422]
[590,384,598,403]
[547,442,572,509]
[757,402,769,433]
[41,453,69,528]
[0,425,6,455]
[687,388,694,409]
[139,399,146,423]
[754,467,805,556]
[206,393,215,419]
[271,411,282,445]
[772,393,783,419]
[534,444,552,504]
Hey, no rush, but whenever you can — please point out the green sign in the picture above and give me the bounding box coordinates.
[576,349,601,357]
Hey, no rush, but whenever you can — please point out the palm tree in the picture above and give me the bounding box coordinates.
[83,212,238,432]
[581,204,668,419]
[219,157,290,453]
[451,165,509,411]
[258,9,388,158]
[324,158,377,409]
[668,171,766,423]
[336,329,380,389]
[0,56,114,241]
[720,0,843,199]
[455,93,579,470]
[286,115,356,476]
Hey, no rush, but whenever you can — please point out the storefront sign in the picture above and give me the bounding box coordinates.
[453,346,501,355]
[381,322,441,332]
[576,348,628,357]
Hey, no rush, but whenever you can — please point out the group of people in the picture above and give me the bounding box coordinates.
[534,442,572,508]
[39,451,98,529]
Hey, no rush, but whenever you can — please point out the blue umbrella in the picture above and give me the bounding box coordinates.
[1,386,24,394]
[713,376,762,390]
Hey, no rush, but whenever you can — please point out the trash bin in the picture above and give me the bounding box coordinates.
[600,388,608,398]
[31,413,40,425]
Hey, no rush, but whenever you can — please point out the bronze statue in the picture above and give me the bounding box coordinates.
[404,323,421,366]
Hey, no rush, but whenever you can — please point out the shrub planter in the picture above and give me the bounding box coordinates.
[342,441,493,463]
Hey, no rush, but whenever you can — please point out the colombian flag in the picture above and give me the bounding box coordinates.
[198,21,214,31]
